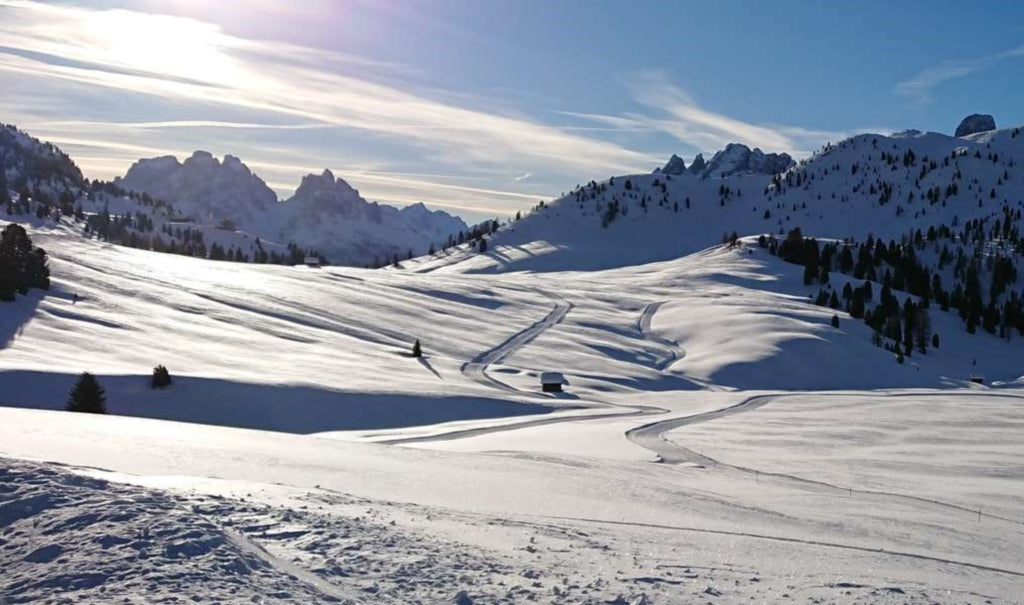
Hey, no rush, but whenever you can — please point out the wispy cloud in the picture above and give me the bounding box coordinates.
[0,1,656,188]
[895,45,1024,103]
[565,71,857,159]
[0,0,877,220]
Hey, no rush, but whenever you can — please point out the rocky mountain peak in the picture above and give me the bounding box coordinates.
[955,114,996,138]
[118,151,278,228]
[660,154,687,176]
[688,153,707,174]
[700,143,794,178]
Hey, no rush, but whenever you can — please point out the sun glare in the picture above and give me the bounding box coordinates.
[82,9,237,85]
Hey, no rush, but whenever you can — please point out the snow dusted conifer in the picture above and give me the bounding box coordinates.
[67,372,107,414]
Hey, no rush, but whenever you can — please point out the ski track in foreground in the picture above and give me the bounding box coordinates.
[625,390,1024,527]
[534,515,1024,579]
[400,295,1024,538]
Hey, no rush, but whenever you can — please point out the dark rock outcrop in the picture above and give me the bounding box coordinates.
[955,114,996,138]
[660,154,687,176]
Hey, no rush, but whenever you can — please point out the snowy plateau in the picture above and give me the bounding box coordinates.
[1,116,1023,604]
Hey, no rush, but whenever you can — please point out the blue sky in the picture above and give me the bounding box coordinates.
[3,0,1023,223]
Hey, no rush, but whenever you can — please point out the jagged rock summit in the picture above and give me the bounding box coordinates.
[654,145,794,179]
[703,143,794,177]
[955,114,996,138]
[114,151,468,266]
[688,153,707,174]
[659,154,687,175]
[278,168,468,266]
[118,151,278,228]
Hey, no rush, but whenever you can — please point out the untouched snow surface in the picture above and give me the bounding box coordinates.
[1,221,1023,602]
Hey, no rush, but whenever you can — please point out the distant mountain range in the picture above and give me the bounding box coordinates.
[115,152,468,266]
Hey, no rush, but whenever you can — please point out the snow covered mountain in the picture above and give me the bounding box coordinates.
[1,123,85,192]
[116,152,468,266]
[655,143,794,178]
[274,169,468,266]
[117,151,278,229]
[417,115,1024,274]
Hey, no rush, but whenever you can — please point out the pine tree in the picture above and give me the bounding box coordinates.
[412,339,422,358]
[151,365,172,389]
[66,372,107,414]
[830,314,840,328]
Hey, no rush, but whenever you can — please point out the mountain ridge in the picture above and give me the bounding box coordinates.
[113,150,469,265]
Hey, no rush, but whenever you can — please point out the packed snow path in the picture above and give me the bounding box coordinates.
[387,293,671,445]
[459,290,572,394]
[627,390,1024,526]
[637,301,681,371]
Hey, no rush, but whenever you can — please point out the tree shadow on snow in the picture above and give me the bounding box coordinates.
[0,291,43,349]
[0,370,552,434]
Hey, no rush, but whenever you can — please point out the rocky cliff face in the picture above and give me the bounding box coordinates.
[655,145,793,179]
[118,151,278,228]
[703,144,794,178]
[116,153,467,265]
[659,154,687,176]
[955,114,996,138]
[276,169,467,265]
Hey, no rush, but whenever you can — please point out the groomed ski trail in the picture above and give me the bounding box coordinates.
[459,290,572,394]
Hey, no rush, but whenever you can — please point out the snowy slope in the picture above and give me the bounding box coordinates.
[2,119,1024,603]
[411,124,1024,274]
[2,386,1022,603]
[3,220,1022,430]
[1,211,1023,602]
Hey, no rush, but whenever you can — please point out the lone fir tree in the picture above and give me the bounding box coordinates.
[66,372,107,414]
[151,365,172,389]
[412,339,422,358]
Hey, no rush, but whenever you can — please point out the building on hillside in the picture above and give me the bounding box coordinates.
[304,256,321,268]
[540,372,565,393]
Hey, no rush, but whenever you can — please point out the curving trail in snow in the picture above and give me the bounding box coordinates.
[626,389,1024,526]
[392,294,1024,529]
[458,290,572,394]
[532,514,1024,579]
[388,292,671,445]
[636,301,682,371]
[625,394,774,465]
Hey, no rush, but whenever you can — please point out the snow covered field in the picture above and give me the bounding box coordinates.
[2,223,1023,603]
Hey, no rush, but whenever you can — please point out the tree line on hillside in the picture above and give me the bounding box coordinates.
[760,212,1024,357]
[763,134,1022,236]
[374,219,501,269]
[1,183,328,267]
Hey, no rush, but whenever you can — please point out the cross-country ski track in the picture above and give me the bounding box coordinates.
[391,292,1024,540]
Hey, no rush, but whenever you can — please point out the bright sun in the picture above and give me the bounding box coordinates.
[82,9,237,86]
